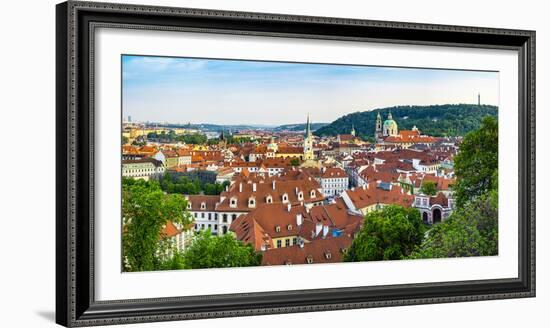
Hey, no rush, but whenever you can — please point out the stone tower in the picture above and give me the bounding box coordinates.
[375,112,383,141]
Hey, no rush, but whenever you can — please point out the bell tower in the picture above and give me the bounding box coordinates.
[303,113,314,160]
[375,112,382,141]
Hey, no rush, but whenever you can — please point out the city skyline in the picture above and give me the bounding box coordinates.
[122,55,499,125]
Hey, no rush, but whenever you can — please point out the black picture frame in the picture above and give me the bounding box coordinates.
[56,1,536,326]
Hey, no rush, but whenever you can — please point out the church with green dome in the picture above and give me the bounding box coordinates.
[375,111,399,141]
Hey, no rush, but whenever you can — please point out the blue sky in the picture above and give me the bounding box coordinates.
[122,55,499,125]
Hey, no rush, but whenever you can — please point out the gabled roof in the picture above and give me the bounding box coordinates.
[230,202,362,252]
[216,178,324,212]
[261,235,353,266]
[344,182,414,210]
[122,157,163,167]
[186,195,220,211]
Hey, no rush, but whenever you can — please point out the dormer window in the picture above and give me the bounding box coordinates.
[310,190,316,198]
[266,195,273,204]
[297,191,303,201]
[282,193,288,203]
[230,197,238,208]
[187,202,192,209]
[306,256,313,264]
[248,197,256,208]
[287,224,293,231]
[325,251,332,260]
[200,202,206,210]
[275,225,281,232]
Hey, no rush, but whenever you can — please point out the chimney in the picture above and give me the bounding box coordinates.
[322,225,329,238]
[296,214,303,226]
[253,183,257,192]
[315,223,322,236]
[287,203,291,212]
[239,182,243,192]
[272,180,276,190]
[295,187,299,195]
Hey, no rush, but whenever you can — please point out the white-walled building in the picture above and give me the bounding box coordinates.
[318,167,349,197]
[122,158,165,180]
[413,192,455,224]
[160,221,194,255]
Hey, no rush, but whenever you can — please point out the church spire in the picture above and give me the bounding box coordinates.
[351,123,356,136]
[305,113,312,137]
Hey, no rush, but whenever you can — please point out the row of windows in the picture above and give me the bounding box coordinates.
[322,178,348,182]
[192,212,240,223]
[123,168,157,173]
[195,223,218,231]
[194,223,229,235]
[275,237,298,248]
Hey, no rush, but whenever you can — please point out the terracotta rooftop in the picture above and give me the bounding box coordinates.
[261,235,353,266]
[343,182,414,210]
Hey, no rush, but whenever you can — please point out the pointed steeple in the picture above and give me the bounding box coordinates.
[388,111,393,120]
[219,129,225,141]
[351,123,356,136]
[305,113,312,137]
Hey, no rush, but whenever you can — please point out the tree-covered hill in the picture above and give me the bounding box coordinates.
[274,122,328,132]
[314,104,498,139]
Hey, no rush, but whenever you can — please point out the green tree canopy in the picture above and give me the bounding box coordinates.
[314,104,498,138]
[183,231,262,269]
[290,158,300,166]
[420,181,437,196]
[122,178,193,272]
[344,205,424,262]
[453,116,498,206]
[159,172,228,195]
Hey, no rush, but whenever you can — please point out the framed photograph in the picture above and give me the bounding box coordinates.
[56,1,535,326]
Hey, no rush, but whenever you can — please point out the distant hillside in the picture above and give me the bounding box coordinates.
[274,122,328,132]
[314,104,498,139]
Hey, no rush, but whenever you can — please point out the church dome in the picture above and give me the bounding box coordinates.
[383,119,397,128]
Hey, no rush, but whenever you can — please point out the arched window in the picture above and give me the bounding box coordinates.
[282,193,288,203]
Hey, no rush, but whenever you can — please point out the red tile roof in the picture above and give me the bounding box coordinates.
[186,195,220,211]
[230,202,362,251]
[216,178,324,212]
[344,182,414,209]
[261,235,353,266]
